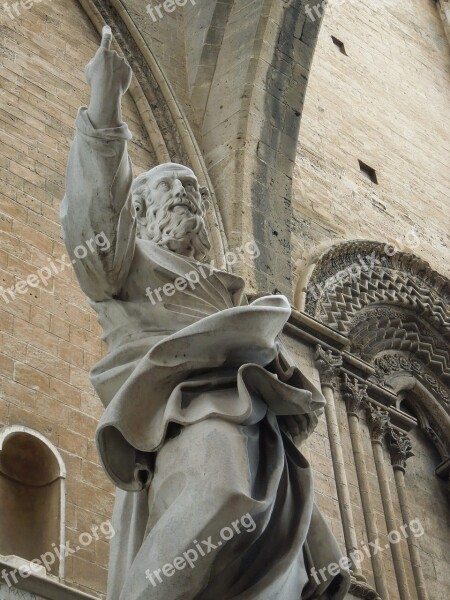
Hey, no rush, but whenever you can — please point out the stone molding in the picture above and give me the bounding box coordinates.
[0,560,97,600]
[350,308,450,384]
[372,352,450,409]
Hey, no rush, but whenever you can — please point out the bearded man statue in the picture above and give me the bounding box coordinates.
[61,27,350,600]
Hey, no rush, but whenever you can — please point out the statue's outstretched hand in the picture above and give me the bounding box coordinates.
[86,26,132,128]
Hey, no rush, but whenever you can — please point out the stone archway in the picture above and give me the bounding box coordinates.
[301,240,450,334]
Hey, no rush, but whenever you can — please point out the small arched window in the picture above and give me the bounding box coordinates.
[0,426,66,578]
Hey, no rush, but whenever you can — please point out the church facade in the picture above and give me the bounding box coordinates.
[0,1,449,599]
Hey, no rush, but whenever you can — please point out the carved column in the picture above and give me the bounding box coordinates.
[341,376,389,598]
[387,429,429,600]
[314,347,363,579]
[366,404,411,600]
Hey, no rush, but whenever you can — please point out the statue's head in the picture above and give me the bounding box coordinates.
[132,163,211,261]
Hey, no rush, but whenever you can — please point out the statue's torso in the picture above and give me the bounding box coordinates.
[91,239,247,351]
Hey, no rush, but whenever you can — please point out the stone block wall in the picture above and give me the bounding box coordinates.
[293,0,450,288]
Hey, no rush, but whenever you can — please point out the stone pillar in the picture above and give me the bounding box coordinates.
[366,404,411,600]
[314,346,363,580]
[387,429,429,600]
[341,376,389,598]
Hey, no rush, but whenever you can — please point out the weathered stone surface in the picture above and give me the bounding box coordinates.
[0,1,448,599]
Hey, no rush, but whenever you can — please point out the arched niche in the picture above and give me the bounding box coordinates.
[376,362,450,478]
[0,426,66,578]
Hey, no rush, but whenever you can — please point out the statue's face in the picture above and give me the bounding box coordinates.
[132,164,211,260]
[148,167,203,221]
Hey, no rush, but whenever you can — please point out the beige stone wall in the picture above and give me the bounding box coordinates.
[0,0,153,596]
[293,0,450,284]
[122,0,190,117]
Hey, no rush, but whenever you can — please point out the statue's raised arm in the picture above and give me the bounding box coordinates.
[85,26,132,129]
[61,27,135,302]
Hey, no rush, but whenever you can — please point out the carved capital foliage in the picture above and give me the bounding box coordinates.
[349,578,382,600]
[387,428,414,472]
[315,345,342,389]
[342,373,368,416]
[366,403,390,443]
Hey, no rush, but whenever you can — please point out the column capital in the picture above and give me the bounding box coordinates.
[342,373,368,418]
[315,345,343,390]
[366,403,390,444]
[387,428,414,472]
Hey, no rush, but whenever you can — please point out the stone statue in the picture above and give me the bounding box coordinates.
[61,27,350,600]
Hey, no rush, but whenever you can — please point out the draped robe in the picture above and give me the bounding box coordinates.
[61,109,350,600]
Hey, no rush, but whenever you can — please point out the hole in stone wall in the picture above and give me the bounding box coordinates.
[331,36,347,55]
[358,160,378,184]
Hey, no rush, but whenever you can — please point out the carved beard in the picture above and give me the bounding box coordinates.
[136,194,211,261]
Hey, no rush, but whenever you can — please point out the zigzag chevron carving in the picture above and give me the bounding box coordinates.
[305,241,450,338]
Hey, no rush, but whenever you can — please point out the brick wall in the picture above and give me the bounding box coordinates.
[0,0,153,596]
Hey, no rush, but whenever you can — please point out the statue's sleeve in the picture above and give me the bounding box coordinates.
[61,107,136,301]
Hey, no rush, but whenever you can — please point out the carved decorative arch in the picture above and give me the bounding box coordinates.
[350,307,450,384]
[302,241,450,336]
[302,241,450,482]
[370,351,450,463]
